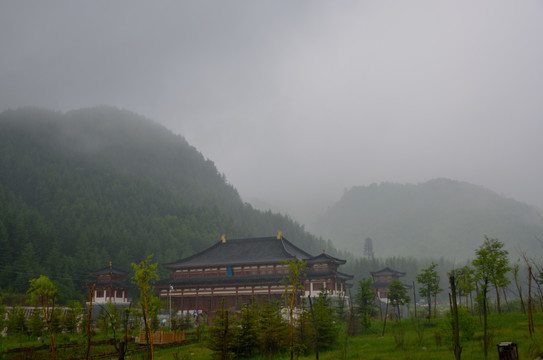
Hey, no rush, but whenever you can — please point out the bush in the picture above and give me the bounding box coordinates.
[6,306,26,336]
[257,301,288,356]
[442,307,477,345]
[207,298,237,360]
[29,308,44,337]
[312,293,340,350]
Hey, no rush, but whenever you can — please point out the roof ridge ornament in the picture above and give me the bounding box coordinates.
[221,234,226,243]
[277,230,282,239]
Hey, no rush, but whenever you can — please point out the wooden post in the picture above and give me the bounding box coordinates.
[86,283,95,360]
[528,266,534,337]
[449,276,462,360]
[308,296,319,360]
[382,300,388,337]
[412,281,417,319]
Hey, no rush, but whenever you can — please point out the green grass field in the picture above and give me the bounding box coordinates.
[147,312,543,360]
[4,312,542,359]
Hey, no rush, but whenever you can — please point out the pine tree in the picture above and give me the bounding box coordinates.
[64,300,82,334]
[27,309,43,337]
[208,298,236,360]
[6,306,27,338]
[473,237,510,359]
[416,262,442,320]
[312,292,339,350]
[131,254,159,360]
[51,308,64,334]
[258,301,288,356]
[233,302,259,358]
[294,298,313,356]
[356,278,375,331]
[0,300,6,336]
[27,275,58,359]
[281,259,306,360]
[388,280,410,320]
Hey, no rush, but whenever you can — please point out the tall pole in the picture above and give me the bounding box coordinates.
[412,281,417,319]
[307,295,319,360]
[169,284,173,329]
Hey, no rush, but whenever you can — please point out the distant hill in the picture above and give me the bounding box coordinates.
[0,106,331,300]
[310,179,543,260]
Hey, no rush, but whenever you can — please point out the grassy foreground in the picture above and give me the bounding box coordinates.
[143,312,543,360]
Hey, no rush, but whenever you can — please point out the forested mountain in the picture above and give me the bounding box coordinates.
[0,106,332,301]
[311,179,543,260]
[3,107,540,303]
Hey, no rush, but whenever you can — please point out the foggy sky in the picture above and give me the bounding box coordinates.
[1,1,542,223]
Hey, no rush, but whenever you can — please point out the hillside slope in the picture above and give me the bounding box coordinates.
[0,106,330,300]
[311,179,543,260]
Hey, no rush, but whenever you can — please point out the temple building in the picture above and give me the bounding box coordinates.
[89,262,131,305]
[370,266,407,300]
[157,233,353,316]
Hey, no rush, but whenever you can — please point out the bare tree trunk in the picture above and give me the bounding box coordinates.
[449,276,462,360]
[433,295,437,319]
[378,293,383,321]
[475,283,482,325]
[465,273,469,310]
[86,284,95,360]
[43,296,56,360]
[142,282,154,360]
[118,304,131,360]
[513,267,526,314]
[382,300,389,336]
[426,288,432,321]
[533,272,543,311]
[222,309,229,360]
[482,281,489,360]
[502,286,509,308]
[528,267,534,338]
[494,286,501,313]
[412,281,417,319]
[307,296,319,360]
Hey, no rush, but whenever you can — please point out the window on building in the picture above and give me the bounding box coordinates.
[313,283,323,291]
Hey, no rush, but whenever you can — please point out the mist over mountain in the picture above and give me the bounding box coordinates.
[0,106,333,300]
[310,179,543,260]
[2,106,542,301]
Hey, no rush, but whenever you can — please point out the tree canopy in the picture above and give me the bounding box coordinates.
[472,236,510,359]
[416,262,442,320]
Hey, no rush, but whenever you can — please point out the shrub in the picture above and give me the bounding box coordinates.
[442,307,477,344]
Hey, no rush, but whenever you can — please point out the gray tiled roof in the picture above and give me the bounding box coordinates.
[163,236,314,269]
[370,267,406,277]
[95,280,132,288]
[91,266,129,276]
[372,281,411,289]
[306,252,347,265]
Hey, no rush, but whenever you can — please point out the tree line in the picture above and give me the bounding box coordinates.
[2,236,542,360]
[354,236,543,360]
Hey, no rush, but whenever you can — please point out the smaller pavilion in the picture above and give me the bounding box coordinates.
[370,266,406,300]
[89,262,131,305]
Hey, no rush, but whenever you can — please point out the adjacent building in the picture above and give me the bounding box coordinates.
[370,266,406,301]
[90,262,131,305]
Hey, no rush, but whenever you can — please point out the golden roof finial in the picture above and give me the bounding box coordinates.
[323,249,326,254]
[277,230,282,239]
[221,234,226,243]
